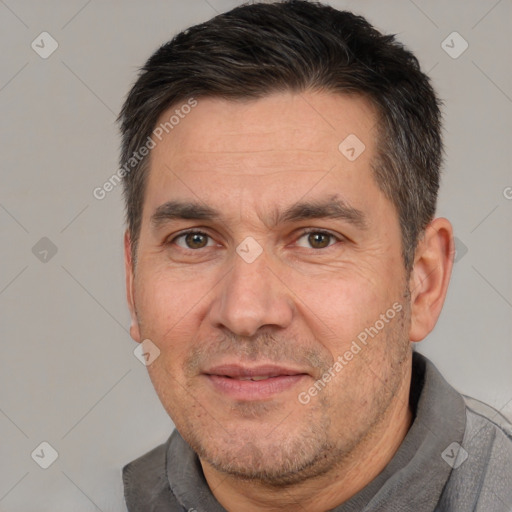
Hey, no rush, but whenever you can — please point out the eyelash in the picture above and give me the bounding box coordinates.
[168,228,343,251]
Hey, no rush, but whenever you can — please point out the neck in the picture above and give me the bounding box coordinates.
[201,359,414,512]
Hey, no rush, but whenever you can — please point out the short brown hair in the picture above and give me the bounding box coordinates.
[118,0,443,271]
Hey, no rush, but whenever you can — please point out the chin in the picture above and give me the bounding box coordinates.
[188,420,341,487]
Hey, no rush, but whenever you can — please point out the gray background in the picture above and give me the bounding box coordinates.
[0,0,511,510]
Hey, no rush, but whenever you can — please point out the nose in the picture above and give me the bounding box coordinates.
[208,245,294,337]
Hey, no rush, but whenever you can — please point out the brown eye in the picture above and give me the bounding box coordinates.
[296,230,338,249]
[308,232,331,249]
[185,232,208,249]
[172,231,213,250]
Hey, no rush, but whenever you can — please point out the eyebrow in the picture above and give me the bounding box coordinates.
[150,197,367,230]
[151,200,220,228]
[276,198,367,230]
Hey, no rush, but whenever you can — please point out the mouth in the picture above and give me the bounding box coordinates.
[203,364,309,400]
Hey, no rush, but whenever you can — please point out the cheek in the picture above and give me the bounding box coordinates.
[289,269,386,337]
[134,268,201,342]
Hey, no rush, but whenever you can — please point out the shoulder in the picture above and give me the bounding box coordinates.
[437,395,512,511]
[123,433,184,511]
[462,395,512,439]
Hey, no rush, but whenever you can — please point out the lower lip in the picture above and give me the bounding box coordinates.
[205,374,308,400]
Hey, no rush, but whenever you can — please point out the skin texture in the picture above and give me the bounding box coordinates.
[125,91,454,512]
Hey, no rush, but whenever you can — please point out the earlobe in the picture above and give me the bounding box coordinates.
[408,218,454,342]
[124,230,142,343]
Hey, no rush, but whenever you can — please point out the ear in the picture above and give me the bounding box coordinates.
[124,230,142,343]
[408,217,454,342]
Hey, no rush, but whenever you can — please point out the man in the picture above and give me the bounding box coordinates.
[119,1,512,510]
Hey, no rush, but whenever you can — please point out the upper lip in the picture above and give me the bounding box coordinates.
[204,364,308,378]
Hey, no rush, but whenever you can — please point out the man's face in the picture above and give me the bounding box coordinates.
[127,91,412,484]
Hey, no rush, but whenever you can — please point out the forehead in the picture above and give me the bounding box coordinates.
[145,91,382,219]
[152,91,376,165]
